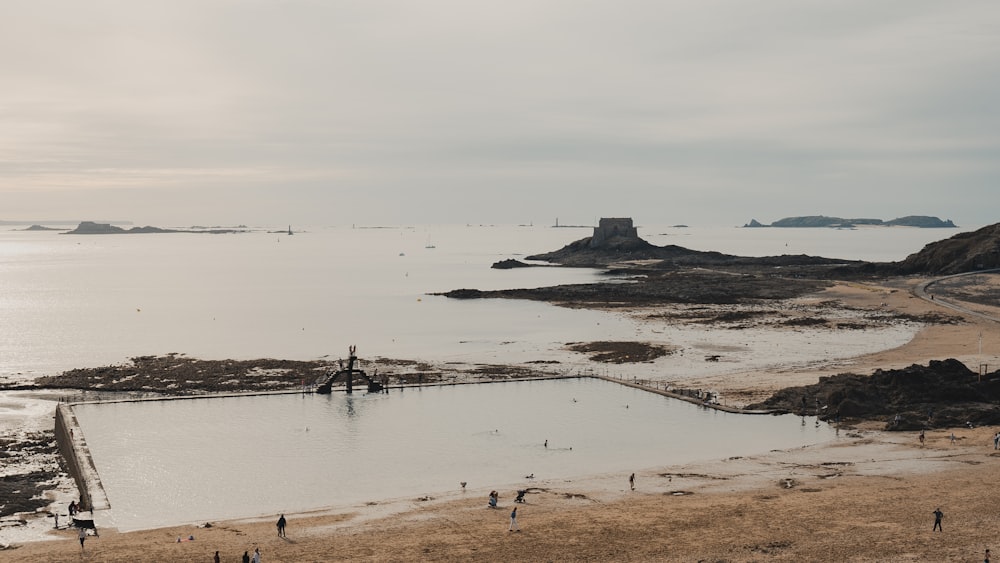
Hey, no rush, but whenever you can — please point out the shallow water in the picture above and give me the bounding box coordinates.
[73,378,837,531]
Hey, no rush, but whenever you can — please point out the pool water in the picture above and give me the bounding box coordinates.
[73,378,836,530]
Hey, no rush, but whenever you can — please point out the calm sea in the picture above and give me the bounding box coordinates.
[0,224,974,383]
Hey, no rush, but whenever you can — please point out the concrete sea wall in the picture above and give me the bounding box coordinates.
[54,403,110,513]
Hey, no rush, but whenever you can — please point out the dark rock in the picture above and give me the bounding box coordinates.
[491,259,532,269]
[746,359,1000,428]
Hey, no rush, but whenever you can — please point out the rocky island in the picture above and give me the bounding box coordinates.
[62,221,249,234]
[744,215,958,228]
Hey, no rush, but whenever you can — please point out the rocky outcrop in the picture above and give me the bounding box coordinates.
[526,217,854,269]
[877,223,1000,275]
[746,359,1000,429]
[491,259,532,269]
[528,218,705,266]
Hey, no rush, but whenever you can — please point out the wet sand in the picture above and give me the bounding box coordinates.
[4,277,1000,562]
[7,425,1000,562]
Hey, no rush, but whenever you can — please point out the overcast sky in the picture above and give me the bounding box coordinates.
[2,1,997,228]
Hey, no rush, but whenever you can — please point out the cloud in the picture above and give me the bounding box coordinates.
[1,1,997,226]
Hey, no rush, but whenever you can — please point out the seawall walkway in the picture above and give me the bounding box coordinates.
[595,375,778,415]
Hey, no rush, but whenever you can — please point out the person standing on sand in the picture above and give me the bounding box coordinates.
[277,514,286,537]
[919,430,925,445]
[252,546,261,563]
[78,526,86,551]
[933,508,944,531]
[214,551,221,563]
[242,550,250,563]
[629,473,635,491]
[985,548,990,563]
[509,506,520,531]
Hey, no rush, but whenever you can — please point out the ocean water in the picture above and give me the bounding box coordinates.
[0,223,974,384]
[72,377,837,531]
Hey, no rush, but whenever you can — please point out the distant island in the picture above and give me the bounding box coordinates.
[61,221,250,235]
[744,215,957,228]
[1,219,132,227]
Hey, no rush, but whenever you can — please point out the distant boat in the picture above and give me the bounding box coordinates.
[288,225,294,235]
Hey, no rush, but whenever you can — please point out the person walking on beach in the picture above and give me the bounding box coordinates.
[242,550,250,563]
[919,430,926,446]
[252,546,262,563]
[985,548,991,563]
[214,551,221,563]
[933,508,944,531]
[277,514,286,537]
[509,506,520,531]
[78,526,87,551]
[629,473,635,491]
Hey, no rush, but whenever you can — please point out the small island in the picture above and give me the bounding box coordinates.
[62,221,250,235]
[744,215,957,228]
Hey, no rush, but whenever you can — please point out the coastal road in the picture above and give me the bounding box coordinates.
[914,268,1000,324]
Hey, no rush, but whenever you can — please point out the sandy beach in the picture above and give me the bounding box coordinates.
[2,276,999,562]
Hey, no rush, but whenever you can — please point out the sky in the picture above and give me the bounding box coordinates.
[1,1,998,228]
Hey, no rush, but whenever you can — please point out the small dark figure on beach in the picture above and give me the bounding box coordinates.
[933,508,944,531]
[488,490,498,508]
[78,526,86,550]
[919,430,926,446]
[214,551,221,563]
[515,490,526,503]
[277,514,286,537]
[985,548,990,563]
[242,551,250,563]
[509,506,520,531]
[629,473,635,491]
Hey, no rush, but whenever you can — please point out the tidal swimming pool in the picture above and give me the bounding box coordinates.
[72,378,837,530]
